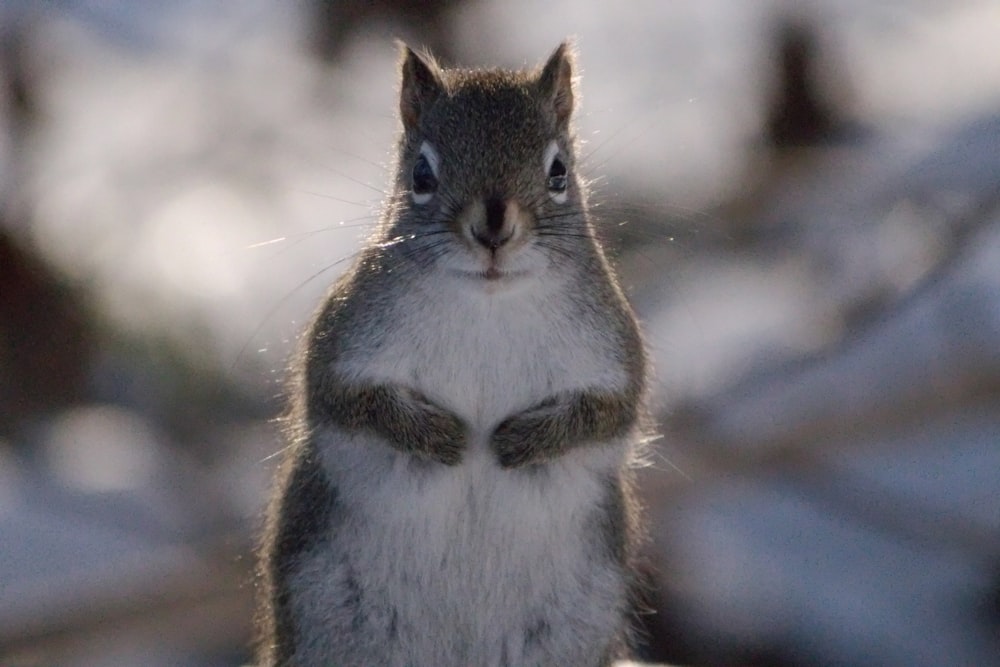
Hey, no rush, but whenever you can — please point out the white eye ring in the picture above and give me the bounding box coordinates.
[543,140,568,204]
[411,141,440,205]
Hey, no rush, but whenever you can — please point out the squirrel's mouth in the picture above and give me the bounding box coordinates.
[450,268,528,282]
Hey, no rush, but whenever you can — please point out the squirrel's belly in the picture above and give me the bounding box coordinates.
[307,430,628,664]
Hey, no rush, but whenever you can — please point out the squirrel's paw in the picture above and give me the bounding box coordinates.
[412,400,466,466]
[490,406,559,468]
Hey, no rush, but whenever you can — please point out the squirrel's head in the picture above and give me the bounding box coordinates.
[385,41,594,288]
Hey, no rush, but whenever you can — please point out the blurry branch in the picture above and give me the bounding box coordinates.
[670,192,1000,456]
[657,192,1000,566]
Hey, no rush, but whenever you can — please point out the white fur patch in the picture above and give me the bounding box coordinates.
[300,427,629,665]
[294,272,635,664]
[339,270,626,430]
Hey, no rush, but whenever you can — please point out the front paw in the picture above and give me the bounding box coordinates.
[419,407,466,466]
[491,413,552,468]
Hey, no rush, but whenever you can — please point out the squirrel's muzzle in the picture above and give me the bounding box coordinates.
[471,197,515,251]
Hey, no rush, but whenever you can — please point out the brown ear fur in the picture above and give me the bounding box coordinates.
[398,43,445,132]
[537,41,576,129]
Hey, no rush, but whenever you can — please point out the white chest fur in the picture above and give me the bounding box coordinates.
[305,427,628,666]
[298,272,632,665]
[339,271,627,434]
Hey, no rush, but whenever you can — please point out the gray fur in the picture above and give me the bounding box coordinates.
[257,41,649,667]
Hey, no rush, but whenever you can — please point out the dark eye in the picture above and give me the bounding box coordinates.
[547,157,567,193]
[412,154,438,196]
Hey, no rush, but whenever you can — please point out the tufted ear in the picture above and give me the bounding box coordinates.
[537,41,576,130]
[398,43,444,133]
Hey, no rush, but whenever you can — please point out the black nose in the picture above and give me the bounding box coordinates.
[473,197,511,250]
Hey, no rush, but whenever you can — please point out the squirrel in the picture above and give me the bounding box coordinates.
[256,40,649,667]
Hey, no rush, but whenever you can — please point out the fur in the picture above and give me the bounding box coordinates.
[257,41,648,667]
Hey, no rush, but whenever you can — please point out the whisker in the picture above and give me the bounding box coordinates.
[232,251,361,371]
[299,158,391,197]
[289,187,380,208]
[313,143,391,173]
[249,215,381,264]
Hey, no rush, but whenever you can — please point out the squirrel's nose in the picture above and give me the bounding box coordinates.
[472,197,513,251]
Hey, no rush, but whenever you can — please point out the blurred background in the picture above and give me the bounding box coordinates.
[1,1,999,665]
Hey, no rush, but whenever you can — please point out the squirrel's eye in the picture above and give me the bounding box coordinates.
[412,156,437,198]
[411,142,439,205]
[543,141,568,204]
[547,158,567,194]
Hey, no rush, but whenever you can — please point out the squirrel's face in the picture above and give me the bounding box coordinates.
[384,43,594,288]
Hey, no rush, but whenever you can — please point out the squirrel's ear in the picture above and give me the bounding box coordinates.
[398,43,444,133]
[537,41,576,130]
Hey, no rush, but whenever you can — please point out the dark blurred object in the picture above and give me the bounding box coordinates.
[1,20,35,130]
[308,0,465,63]
[764,17,843,149]
[0,231,93,438]
[712,13,862,248]
[0,17,93,438]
